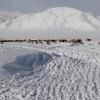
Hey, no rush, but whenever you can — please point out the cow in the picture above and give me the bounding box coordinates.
[77,39,82,43]
[61,39,68,42]
[41,42,43,44]
[1,41,3,44]
[86,39,91,41]
[69,39,77,43]
[57,39,62,42]
[31,40,36,44]
[22,39,26,42]
[26,39,31,43]
[46,41,50,45]
[36,40,38,44]
[51,40,57,43]
[77,39,83,44]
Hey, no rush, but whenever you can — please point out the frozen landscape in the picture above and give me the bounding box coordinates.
[0,7,100,100]
[0,7,100,39]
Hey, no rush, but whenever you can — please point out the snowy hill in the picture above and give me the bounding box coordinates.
[0,7,100,32]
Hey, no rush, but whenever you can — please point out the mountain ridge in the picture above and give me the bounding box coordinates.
[0,7,100,32]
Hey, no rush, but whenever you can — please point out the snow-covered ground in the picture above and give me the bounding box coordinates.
[0,39,100,100]
[0,7,100,100]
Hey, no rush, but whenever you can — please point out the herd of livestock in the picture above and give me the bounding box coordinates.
[0,39,93,44]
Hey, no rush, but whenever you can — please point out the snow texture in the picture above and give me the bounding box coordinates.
[3,52,58,71]
[0,40,100,100]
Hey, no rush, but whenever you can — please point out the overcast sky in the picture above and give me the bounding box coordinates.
[0,0,100,15]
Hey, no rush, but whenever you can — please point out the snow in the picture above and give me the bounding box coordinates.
[0,11,24,23]
[3,51,54,71]
[0,7,100,33]
[0,7,100,100]
[0,40,100,99]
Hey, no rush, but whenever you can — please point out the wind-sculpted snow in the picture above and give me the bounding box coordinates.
[3,52,58,71]
[0,41,100,99]
[0,7,100,32]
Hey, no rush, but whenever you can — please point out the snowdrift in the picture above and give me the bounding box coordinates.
[3,52,59,72]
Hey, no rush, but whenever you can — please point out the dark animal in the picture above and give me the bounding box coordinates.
[86,39,91,41]
[61,39,68,42]
[69,39,77,43]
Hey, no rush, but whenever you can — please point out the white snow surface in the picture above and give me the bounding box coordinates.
[0,7,100,34]
[0,7,100,100]
[0,40,100,99]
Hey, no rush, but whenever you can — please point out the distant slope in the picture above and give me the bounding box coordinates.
[0,7,100,32]
[0,11,24,24]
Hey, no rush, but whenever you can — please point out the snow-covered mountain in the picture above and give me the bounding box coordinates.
[0,11,23,24]
[0,7,100,32]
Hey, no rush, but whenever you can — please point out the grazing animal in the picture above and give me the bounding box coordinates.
[79,41,83,44]
[86,39,91,41]
[36,40,38,44]
[18,40,21,43]
[62,39,68,42]
[51,40,56,42]
[15,40,20,42]
[50,40,57,43]
[41,42,43,44]
[11,40,14,42]
[77,39,83,44]
[46,41,50,45]
[98,42,100,44]
[69,39,77,43]
[31,41,34,44]
[14,40,17,42]
[57,39,62,42]
[38,40,41,43]
[22,39,26,42]
[44,40,47,42]
[47,40,50,43]
[1,41,3,44]
[53,41,56,43]
[77,39,82,43]
[26,39,31,43]
[31,40,35,44]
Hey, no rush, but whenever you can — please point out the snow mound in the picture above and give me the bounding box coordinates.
[3,52,59,72]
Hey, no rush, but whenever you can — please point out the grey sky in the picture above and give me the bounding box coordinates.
[0,0,100,15]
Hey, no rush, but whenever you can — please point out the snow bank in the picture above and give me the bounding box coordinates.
[3,52,58,72]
